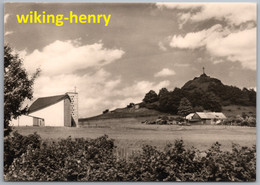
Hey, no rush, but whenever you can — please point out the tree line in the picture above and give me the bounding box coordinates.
[142,84,256,116]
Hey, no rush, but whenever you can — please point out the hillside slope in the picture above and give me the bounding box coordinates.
[80,73,256,120]
[79,107,167,121]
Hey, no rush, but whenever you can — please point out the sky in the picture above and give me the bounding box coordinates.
[4,3,257,118]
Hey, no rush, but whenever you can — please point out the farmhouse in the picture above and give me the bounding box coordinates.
[11,92,78,127]
[186,112,227,124]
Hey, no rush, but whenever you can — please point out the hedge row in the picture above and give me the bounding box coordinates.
[4,132,256,181]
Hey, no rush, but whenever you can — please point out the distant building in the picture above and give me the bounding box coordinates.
[186,112,227,124]
[134,103,140,109]
[185,113,195,120]
[11,92,78,127]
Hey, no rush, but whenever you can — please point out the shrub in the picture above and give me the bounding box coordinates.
[4,131,41,173]
[5,135,119,181]
[5,134,256,182]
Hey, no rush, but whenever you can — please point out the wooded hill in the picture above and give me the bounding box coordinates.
[81,73,256,120]
[141,73,256,115]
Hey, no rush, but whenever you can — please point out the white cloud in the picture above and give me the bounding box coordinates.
[23,40,125,75]
[32,72,170,117]
[170,24,223,49]
[4,31,13,36]
[102,80,170,112]
[21,39,126,117]
[116,80,170,97]
[170,25,256,70]
[212,59,224,64]
[156,3,256,27]
[4,14,13,36]
[109,80,170,110]
[157,3,256,70]
[190,4,256,26]
[4,14,10,24]
[207,28,256,70]
[154,68,176,77]
[32,69,122,117]
[22,39,170,117]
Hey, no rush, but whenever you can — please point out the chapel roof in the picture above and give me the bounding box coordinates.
[29,94,70,113]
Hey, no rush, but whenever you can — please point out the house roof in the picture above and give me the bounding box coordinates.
[185,113,195,120]
[29,94,70,113]
[195,112,226,119]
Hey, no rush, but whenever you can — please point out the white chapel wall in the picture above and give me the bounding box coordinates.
[11,115,34,127]
[29,100,64,126]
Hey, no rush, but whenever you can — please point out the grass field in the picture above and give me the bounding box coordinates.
[222,105,256,118]
[14,117,256,156]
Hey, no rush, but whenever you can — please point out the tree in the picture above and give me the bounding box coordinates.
[158,88,169,99]
[202,92,222,112]
[4,44,40,136]
[158,88,184,114]
[193,106,204,112]
[143,90,158,103]
[177,97,193,117]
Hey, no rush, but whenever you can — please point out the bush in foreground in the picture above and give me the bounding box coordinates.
[5,133,256,181]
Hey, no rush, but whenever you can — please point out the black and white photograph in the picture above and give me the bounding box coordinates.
[4,2,257,181]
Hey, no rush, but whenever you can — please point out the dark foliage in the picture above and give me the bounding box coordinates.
[5,133,256,181]
[4,131,41,173]
[208,84,256,106]
[4,44,40,136]
[143,90,159,104]
[177,97,193,116]
[142,74,256,114]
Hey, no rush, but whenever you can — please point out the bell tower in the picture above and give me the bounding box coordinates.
[66,89,78,126]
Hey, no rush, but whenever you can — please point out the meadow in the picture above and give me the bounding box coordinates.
[15,117,256,155]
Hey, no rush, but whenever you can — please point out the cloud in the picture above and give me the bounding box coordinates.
[170,25,256,70]
[154,68,176,77]
[190,4,256,26]
[159,3,256,70]
[108,80,170,110]
[23,39,125,75]
[156,3,256,26]
[207,28,256,70]
[32,71,170,117]
[170,24,223,49]
[22,39,170,117]
[116,80,170,97]
[156,3,202,10]
[4,31,13,36]
[32,69,122,117]
[4,14,10,24]
[21,39,127,117]
[212,59,224,64]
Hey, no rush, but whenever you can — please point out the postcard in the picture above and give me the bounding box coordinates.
[4,2,257,181]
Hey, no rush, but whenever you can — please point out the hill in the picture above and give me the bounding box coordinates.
[142,72,256,115]
[181,73,256,106]
[80,72,256,120]
[182,73,223,92]
[79,107,168,122]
